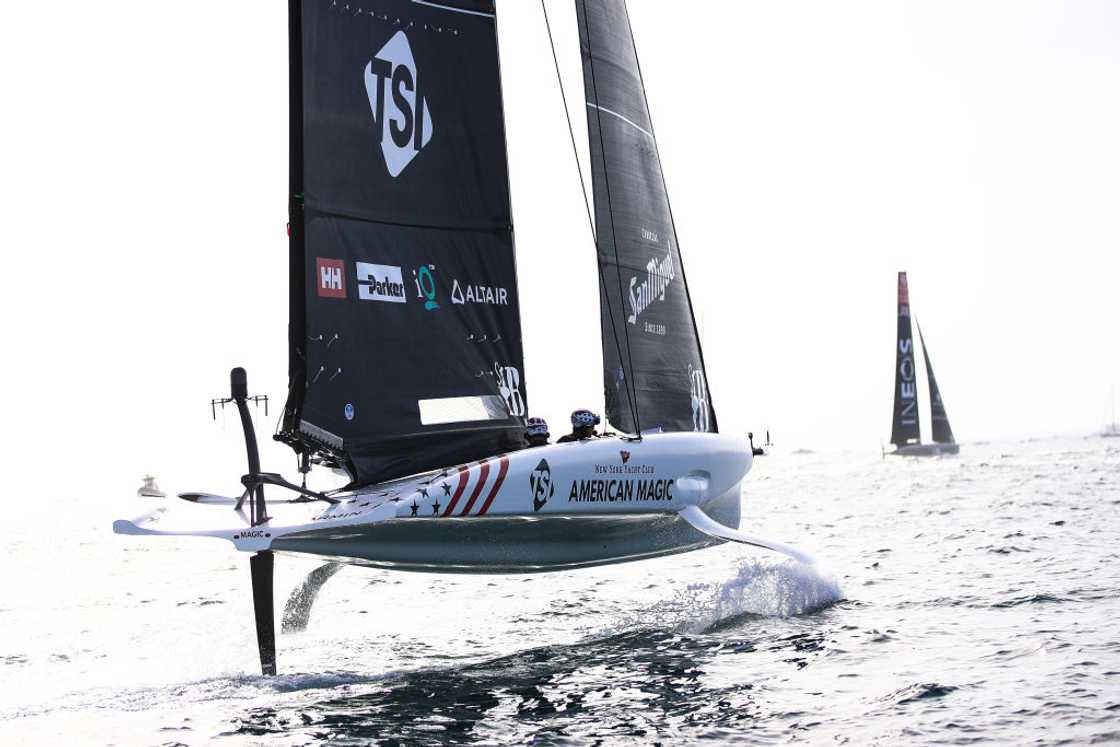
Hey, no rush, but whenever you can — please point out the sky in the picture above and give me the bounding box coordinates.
[0,1,1117,493]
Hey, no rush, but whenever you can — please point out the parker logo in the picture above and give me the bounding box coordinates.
[356,262,407,304]
[620,450,631,464]
[316,258,346,298]
[364,31,434,178]
[628,250,675,325]
[529,458,554,512]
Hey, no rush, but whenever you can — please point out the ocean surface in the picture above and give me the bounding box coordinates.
[3,436,1118,745]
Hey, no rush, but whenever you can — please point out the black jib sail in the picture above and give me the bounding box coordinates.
[890,272,921,446]
[280,0,527,486]
[576,0,716,436]
[917,323,955,445]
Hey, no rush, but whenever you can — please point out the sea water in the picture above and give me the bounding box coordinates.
[2,437,1117,744]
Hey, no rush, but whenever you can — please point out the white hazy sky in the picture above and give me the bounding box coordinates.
[1,2,1117,492]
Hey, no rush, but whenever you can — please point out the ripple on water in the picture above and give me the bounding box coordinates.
[885,682,960,705]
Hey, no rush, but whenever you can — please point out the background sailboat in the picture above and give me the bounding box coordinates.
[887,272,959,457]
[1102,390,1120,438]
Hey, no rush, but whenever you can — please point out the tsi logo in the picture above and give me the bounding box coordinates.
[316,257,346,298]
[364,31,434,178]
[356,262,407,304]
[529,458,554,513]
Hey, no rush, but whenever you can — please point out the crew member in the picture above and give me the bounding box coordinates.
[558,409,601,443]
[526,417,550,447]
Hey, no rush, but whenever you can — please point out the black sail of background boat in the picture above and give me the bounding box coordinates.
[887,272,960,457]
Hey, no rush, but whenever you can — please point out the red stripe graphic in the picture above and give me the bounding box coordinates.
[476,456,509,516]
[459,459,491,516]
[441,465,470,517]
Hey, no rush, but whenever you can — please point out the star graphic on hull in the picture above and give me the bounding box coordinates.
[431,501,441,515]
[410,502,419,516]
[419,488,429,499]
[441,482,451,496]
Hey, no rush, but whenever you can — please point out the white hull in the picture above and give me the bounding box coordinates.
[116,432,754,573]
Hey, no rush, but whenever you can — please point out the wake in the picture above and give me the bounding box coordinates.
[611,557,845,635]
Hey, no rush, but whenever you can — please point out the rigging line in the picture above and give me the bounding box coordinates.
[579,0,642,437]
[542,0,636,437]
[540,0,595,239]
[621,1,717,433]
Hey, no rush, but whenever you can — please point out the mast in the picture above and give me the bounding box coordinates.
[281,0,307,444]
[575,0,717,436]
[918,322,955,445]
[890,272,921,446]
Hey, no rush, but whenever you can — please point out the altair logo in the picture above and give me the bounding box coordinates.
[365,31,434,178]
[628,250,675,325]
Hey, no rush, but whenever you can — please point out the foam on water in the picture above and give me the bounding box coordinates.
[606,557,844,636]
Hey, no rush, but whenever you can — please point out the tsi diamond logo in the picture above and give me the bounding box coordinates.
[356,262,407,304]
[364,31,434,178]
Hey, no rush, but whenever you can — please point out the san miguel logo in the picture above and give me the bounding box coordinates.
[628,250,675,325]
[316,258,346,298]
[529,458,554,512]
[365,31,434,178]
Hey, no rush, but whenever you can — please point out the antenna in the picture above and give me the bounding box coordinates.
[212,391,269,420]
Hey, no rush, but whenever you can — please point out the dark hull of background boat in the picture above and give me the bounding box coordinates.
[888,442,959,457]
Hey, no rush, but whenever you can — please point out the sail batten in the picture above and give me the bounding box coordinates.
[576,0,717,436]
[280,0,527,486]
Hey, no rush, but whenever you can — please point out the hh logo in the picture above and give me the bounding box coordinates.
[316,258,346,298]
[365,31,434,178]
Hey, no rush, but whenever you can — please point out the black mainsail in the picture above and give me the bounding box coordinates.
[917,323,955,445]
[280,0,527,486]
[890,272,921,446]
[575,0,716,436]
